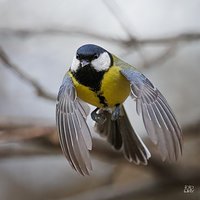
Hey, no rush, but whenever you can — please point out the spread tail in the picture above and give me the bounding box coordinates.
[94,105,151,164]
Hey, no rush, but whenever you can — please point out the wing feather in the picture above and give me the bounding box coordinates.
[56,74,92,175]
[121,68,182,161]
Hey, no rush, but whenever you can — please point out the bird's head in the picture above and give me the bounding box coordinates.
[70,44,112,72]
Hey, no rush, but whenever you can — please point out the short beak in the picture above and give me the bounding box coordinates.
[81,60,90,67]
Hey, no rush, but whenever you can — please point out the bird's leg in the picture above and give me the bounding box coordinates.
[111,104,121,121]
[91,108,106,124]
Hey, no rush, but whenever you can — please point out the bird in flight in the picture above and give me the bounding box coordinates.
[56,44,182,175]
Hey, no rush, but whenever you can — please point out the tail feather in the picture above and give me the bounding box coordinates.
[94,105,151,164]
[95,110,122,150]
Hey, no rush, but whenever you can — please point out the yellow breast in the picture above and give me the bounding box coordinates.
[68,66,130,108]
[100,66,130,107]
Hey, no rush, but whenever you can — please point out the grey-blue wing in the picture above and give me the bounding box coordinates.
[56,74,92,175]
[121,68,182,161]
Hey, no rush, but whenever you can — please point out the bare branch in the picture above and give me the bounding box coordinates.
[1,28,199,46]
[0,142,60,158]
[0,126,55,143]
[139,32,200,45]
[0,116,52,130]
[0,46,56,101]
[1,28,199,70]
[0,27,121,44]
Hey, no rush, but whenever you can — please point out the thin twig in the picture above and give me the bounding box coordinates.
[102,0,135,39]
[0,47,56,101]
[102,0,148,67]
[0,27,121,44]
[0,28,200,46]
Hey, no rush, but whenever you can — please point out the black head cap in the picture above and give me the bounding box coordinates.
[76,44,108,61]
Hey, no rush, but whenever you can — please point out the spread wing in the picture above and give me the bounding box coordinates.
[121,68,182,161]
[56,74,92,175]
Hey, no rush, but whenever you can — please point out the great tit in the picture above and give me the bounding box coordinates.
[56,44,182,175]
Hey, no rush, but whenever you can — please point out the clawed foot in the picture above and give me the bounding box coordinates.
[111,105,121,121]
[91,108,106,124]
[91,105,121,123]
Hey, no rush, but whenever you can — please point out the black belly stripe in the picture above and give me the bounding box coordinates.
[71,65,109,107]
[97,93,108,107]
[71,65,105,92]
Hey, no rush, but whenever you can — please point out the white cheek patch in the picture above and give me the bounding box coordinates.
[91,52,111,71]
[70,56,80,71]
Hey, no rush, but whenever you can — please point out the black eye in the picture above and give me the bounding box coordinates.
[76,54,80,59]
[93,54,98,59]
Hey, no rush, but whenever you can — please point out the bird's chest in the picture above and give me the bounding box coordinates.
[69,66,130,108]
[100,66,130,107]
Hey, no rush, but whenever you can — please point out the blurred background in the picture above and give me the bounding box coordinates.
[0,0,200,199]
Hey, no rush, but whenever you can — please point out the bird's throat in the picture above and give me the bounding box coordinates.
[71,65,106,92]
